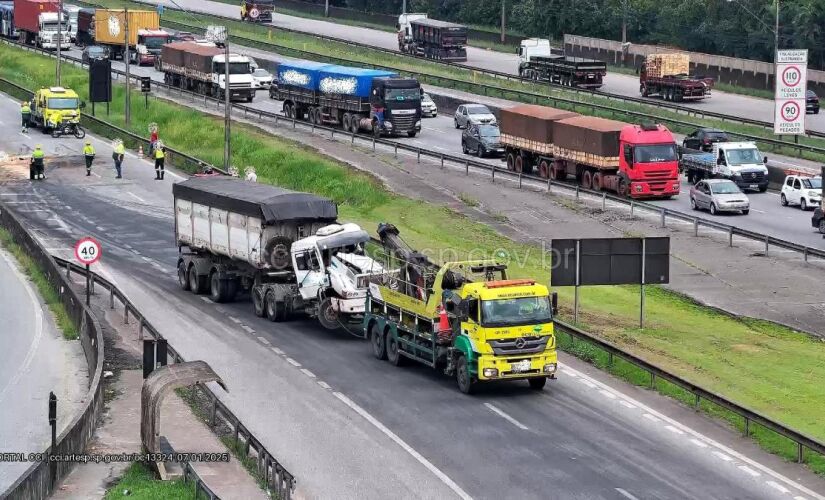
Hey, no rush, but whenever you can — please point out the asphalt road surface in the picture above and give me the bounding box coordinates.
[1,94,823,499]
[0,224,87,492]
[54,42,824,251]
[145,0,825,133]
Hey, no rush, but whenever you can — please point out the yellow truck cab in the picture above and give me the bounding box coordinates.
[29,87,83,132]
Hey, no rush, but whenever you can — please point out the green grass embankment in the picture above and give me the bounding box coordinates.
[3,42,824,473]
[103,462,194,499]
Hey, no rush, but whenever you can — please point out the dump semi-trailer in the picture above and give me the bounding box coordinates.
[14,0,70,49]
[519,54,607,88]
[273,60,422,137]
[240,0,274,22]
[174,177,391,328]
[364,223,558,394]
[91,9,168,64]
[680,142,769,191]
[159,41,256,102]
[399,18,467,62]
[500,104,681,198]
[639,53,713,101]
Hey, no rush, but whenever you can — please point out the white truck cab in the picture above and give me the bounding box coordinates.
[712,142,769,192]
[62,4,81,42]
[518,38,553,65]
[397,12,427,43]
[780,174,822,210]
[38,12,71,50]
[211,53,256,98]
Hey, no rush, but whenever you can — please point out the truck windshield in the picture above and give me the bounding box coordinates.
[481,296,552,327]
[47,98,78,110]
[385,88,420,101]
[634,144,677,163]
[43,21,69,31]
[141,36,168,50]
[725,148,762,166]
[214,62,251,75]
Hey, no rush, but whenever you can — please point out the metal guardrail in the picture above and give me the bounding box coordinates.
[4,38,823,263]
[52,256,297,500]
[113,0,825,147]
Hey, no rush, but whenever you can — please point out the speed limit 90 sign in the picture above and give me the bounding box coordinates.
[74,237,102,265]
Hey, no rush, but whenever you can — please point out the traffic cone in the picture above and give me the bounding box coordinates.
[138,145,144,159]
[438,305,450,332]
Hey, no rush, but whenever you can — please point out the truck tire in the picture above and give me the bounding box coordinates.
[178,261,190,291]
[618,179,629,197]
[538,160,550,178]
[264,236,292,270]
[581,170,593,190]
[342,113,351,131]
[188,266,207,295]
[370,322,387,360]
[528,377,547,390]
[407,130,417,138]
[819,219,825,234]
[506,152,516,171]
[252,287,266,317]
[210,272,229,303]
[592,172,603,191]
[456,356,475,394]
[265,290,286,322]
[386,332,406,367]
[317,297,339,330]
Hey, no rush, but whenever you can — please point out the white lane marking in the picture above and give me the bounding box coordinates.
[334,392,473,500]
[241,325,255,334]
[599,389,616,399]
[228,316,242,324]
[615,488,640,500]
[766,481,790,494]
[270,347,284,355]
[285,357,301,367]
[560,364,824,500]
[0,249,44,404]
[127,191,145,202]
[91,171,101,178]
[577,377,596,388]
[690,438,709,448]
[317,381,331,390]
[664,425,684,435]
[483,403,529,430]
[750,209,766,214]
[300,368,316,378]
[257,337,271,346]
[738,465,760,477]
[199,296,211,303]
[796,496,811,500]
[618,400,636,409]
[642,413,660,423]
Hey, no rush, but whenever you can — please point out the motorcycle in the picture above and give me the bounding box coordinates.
[51,120,86,139]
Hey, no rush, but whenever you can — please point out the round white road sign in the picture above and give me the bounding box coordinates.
[74,237,102,265]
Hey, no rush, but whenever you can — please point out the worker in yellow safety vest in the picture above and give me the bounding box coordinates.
[154,145,165,180]
[30,144,45,180]
[21,101,31,133]
[83,141,95,176]
[112,141,125,179]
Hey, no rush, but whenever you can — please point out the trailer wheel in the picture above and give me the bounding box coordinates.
[265,291,286,322]
[342,113,351,131]
[370,322,387,360]
[538,160,550,179]
[581,170,593,190]
[505,152,515,171]
[592,172,603,191]
[178,261,190,291]
[528,377,547,390]
[386,332,406,366]
[456,356,475,394]
[514,155,524,173]
[252,287,266,317]
[188,266,207,295]
[210,272,229,303]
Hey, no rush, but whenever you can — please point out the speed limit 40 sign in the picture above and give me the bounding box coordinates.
[774,49,808,135]
[74,237,102,265]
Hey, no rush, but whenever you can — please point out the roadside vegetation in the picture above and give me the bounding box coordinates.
[3,43,824,473]
[0,227,78,340]
[103,462,194,499]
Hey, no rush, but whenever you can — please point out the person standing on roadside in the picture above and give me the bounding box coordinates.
[112,139,125,179]
[154,144,165,180]
[83,141,95,176]
[30,144,45,180]
[149,123,159,152]
[21,101,31,133]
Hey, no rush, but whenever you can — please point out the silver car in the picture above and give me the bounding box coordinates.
[421,93,438,117]
[690,179,750,215]
[454,104,496,129]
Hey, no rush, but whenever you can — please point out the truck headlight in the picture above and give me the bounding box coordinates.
[384,122,393,129]
[415,120,421,127]
[543,363,557,373]
[483,368,499,378]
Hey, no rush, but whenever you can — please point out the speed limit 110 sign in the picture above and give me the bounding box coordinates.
[774,49,808,135]
[74,237,102,266]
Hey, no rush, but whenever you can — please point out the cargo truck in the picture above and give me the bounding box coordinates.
[0,2,17,39]
[398,17,467,62]
[14,0,70,49]
[500,104,681,198]
[639,53,713,101]
[272,60,422,137]
[174,177,393,329]
[159,41,256,102]
[240,0,274,22]
[517,39,606,88]
[62,4,80,42]
[89,9,169,64]
[73,7,94,46]
[365,223,558,394]
[680,142,769,191]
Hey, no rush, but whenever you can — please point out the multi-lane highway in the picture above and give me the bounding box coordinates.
[0,214,87,491]
[143,0,825,133]
[1,88,824,498]
[48,40,824,250]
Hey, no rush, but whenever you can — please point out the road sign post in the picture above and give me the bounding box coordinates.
[48,391,57,485]
[774,49,808,136]
[74,237,102,305]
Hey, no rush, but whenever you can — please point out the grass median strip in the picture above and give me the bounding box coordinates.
[3,42,825,473]
[103,462,194,499]
[0,227,78,340]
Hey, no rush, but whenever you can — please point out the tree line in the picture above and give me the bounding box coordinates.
[310,0,825,69]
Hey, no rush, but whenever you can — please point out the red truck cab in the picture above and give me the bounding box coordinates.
[617,124,680,198]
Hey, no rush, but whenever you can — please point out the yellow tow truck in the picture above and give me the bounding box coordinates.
[28,87,86,138]
[364,223,558,394]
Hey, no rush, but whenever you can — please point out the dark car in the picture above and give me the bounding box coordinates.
[682,128,729,152]
[169,31,196,42]
[81,45,109,64]
[462,123,504,158]
[806,90,820,115]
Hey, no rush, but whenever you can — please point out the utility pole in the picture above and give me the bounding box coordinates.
[774,0,779,62]
[402,0,406,14]
[324,0,329,17]
[621,0,627,44]
[124,9,131,126]
[223,30,230,170]
[56,0,62,85]
[500,0,506,44]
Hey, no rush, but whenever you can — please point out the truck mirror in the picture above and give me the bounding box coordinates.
[79,100,86,109]
[763,156,768,164]
[551,292,558,316]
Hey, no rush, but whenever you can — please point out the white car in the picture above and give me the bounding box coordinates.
[454,104,496,129]
[421,93,438,117]
[251,68,273,89]
[780,174,822,210]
